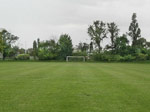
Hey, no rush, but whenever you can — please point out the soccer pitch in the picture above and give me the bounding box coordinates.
[0,62,150,112]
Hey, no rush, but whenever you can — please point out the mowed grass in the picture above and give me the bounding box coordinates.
[0,62,150,112]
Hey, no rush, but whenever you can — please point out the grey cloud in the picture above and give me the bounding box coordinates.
[0,0,150,48]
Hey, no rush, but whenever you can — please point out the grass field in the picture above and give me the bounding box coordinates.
[0,62,150,112]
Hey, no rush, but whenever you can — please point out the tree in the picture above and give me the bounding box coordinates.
[146,42,150,49]
[38,39,59,60]
[33,40,38,59]
[19,48,25,54]
[82,43,89,52]
[136,38,147,48]
[107,22,119,52]
[58,34,73,59]
[77,42,89,52]
[114,34,129,56]
[27,48,34,56]
[8,46,19,58]
[0,29,19,60]
[89,42,93,53]
[37,38,40,49]
[128,13,141,47]
[88,21,107,53]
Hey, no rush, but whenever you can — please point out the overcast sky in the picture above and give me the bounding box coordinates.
[0,0,150,48]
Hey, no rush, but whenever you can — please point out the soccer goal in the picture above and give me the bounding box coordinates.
[66,56,85,62]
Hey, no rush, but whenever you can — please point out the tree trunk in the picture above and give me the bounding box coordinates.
[98,44,101,53]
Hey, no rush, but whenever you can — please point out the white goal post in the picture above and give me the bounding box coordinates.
[66,56,85,62]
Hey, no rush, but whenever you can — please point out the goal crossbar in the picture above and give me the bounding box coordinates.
[66,56,85,62]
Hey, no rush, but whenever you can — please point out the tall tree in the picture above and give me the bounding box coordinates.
[89,42,93,53]
[128,13,141,47]
[107,22,119,52]
[37,38,40,49]
[33,40,38,59]
[58,34,73,59]
[88,21,107,53]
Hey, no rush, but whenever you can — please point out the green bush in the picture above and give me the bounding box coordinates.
[38,50,57,60]
[68,57,85,62]
[121,55,136,62]
[92,53,103,61]
[16,54,30,60]
[136,53,148,61]
[111,55,122,61]
[92,53,122,62]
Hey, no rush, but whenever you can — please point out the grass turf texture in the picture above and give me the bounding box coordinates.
[0,62,150,112]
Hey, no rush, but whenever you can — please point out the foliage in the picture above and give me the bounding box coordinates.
[1,13,150,62]
[92,53,143,62]
[136,38,147,48]
[38,49,57,60]
[33,40,38,59]
[16,54,30,60]
[114,34,129,56]
[89,42,94,53]
[72,52,87,56]
[0,29,19,60]
[107,22,119,52]
[136,53,148,61]
[92,53,122,62]
[128,13,141,47]
[37,39,59,60]
[27,48,34,56]
[121,55,136,62]
[88,21,107,53]
[58,34,73,59]
[76,42,89,52]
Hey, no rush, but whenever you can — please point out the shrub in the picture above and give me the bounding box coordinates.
[38,50,57,60]
[92,53,122,62]
[16,54,30,60]
[136,53,148,61]
[111,55,122,61]
[92,53,103,61]
[121,55,136,62]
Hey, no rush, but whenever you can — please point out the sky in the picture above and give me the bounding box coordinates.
[0,0,150,48]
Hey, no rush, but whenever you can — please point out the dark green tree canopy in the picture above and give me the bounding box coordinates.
[114,34,129,56]
[136,38,147,48]
[58,34,73,59]
[37,39,59,60]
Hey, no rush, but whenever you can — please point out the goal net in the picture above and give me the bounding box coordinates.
[66,56,85,62]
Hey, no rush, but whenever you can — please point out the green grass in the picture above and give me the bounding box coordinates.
[0,62,150,112]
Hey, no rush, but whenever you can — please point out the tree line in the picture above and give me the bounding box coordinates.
[0,13,150,61]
